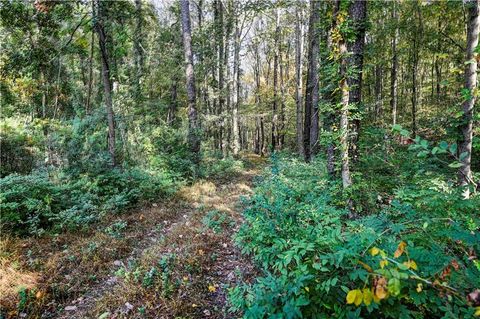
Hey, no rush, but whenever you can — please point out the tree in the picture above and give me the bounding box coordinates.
[295,3,305,156]
[95,0,116,167]
[458,0,479,197]
[347,0,367,162]
[303,0,320,162]
[180,0,200,162]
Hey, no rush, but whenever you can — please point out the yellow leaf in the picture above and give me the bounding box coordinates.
[192,303,198,308]
[363,288,373,306]
[410,260,418,270]
[380,259,389,269]
[304,287,310,292]
[358,260,373,272]
[370,247,380,256]
[346,289,357,304]
[183,276,189,281]
[372,288,381,304]
[394,241,407,258]
[475,306,480,317]
[208,285,216,293]
[354,290,363,306]
[375,277,388,300]
[403,260,418,270]
[416,283,423,293]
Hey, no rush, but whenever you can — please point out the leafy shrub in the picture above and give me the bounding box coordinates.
[0,124,39,177]
[0,167,179,236]
[230,155,480,318]
[200,157,244,180]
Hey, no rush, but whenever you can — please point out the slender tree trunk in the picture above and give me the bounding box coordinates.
[167,79,177,125]
[86,16,94,114]
[180,0,200,162]
[303,0,320,162]
[232,12,241,156]
[347,0,367,162]
[271,9,280,152]
[390,0,398,126]
[95,0,116,167]
[133,0,143,107]
[333,0,352,189]
[295,5,304,156]
[458,0,479,197]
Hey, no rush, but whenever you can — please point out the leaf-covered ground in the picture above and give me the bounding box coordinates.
[0,155,265,319]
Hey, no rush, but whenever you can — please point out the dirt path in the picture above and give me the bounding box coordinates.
[1,156,264,319]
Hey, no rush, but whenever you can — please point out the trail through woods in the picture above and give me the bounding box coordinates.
[1,155,265,319]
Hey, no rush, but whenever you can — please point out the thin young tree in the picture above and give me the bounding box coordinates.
[458,0,479,197]
[180,0,201,162]
[295,3,305,156]
[95,0,116,167]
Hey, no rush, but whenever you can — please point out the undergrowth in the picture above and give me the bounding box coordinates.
[230,154,480,318]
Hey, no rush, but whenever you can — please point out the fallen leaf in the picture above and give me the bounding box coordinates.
[394,241,407,258]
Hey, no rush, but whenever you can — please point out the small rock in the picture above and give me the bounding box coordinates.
[203,309,211,316]
[65,306,77,311]
[125,302,134,310]
[113,260,123,267]
[222,243,228,248]
[152,203,158,207]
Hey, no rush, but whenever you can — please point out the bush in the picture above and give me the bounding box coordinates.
[0,124,39,177]
[230,155,480,318]
[0,167,179,236]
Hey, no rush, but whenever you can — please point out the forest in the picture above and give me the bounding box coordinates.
[0,0,479,318]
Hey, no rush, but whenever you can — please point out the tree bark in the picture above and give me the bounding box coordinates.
[95,0,116,167]
[390,0,398,126]
[232,11,241,156]
[133,0,143,106]
[295,5,305,156]
[303,0,320,162]
[271,9,280,152]
[347,0,367,162]
[458,0,479,197]
[180,0,201,162]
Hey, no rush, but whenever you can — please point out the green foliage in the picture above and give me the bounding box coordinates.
[0,167,178,236]
[200,156,245,180]
[0,124,39,177]
[230,155,479,318]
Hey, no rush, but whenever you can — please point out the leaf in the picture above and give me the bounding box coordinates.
[208,285,216,292]
[402,260,417,270]
[439,141,449,150]
[370,247,380,256]
[449,143,457,155]
[431,147,439,155]
[459,151,469,161]
[448,162,463,168]
[380,260,389,269]
[394,241,407,258]
[346,289,358,304]
[475,306,480,317]
[363,288,373,306]
[375,277,388,300]
[358,260,373,272]
[354,289,363,306]
[387,278,401,297]
[416,283,423,293]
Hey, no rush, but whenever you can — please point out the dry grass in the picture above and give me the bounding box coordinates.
[0,154,265,319]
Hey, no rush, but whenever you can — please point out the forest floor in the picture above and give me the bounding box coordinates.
[1,154,265,319]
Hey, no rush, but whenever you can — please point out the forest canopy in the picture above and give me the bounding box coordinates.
[0,0,479,318]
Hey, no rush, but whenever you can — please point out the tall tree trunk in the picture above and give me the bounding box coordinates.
[390,0,398,126]
[133,0,143,107]
[271,9,280,152]
[303,0,320,162]
[180,0,200,162]
[347,0,367,162]
[232,12,241,156]
[295,5,304,156]
[86,14,94,114]
[95,0,116,167]
[458,0,479,197]
[334,0,352,189]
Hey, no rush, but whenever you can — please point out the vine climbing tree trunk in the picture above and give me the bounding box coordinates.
[458,0,479,198]
[347,0,367,163]
[95,0,116,167]
[180,0,200,162]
